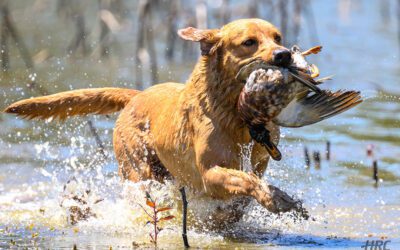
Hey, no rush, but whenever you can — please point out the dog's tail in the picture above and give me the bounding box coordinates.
[4,88,140,120]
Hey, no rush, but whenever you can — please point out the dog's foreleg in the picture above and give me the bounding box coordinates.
[202,166,305,215]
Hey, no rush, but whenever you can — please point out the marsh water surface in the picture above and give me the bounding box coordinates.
[0,0,399,249]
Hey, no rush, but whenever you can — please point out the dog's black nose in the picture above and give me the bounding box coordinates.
[272,49,292,67]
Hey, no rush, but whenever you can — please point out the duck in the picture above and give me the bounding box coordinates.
[236,45,362,161]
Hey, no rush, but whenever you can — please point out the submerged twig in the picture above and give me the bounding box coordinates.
[313,151,321,169]
[326,141,330,161]
[179,187,190,248]
[86,119,107,161]
[373,160,378,187]
[304,146,310,168]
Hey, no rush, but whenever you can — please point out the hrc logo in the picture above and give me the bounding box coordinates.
[361,240,391,250]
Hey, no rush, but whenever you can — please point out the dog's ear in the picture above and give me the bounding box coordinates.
[177,27,221,56]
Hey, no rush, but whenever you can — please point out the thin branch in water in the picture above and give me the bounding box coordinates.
[313,151,321,169]
[326,141,330,161]
[373,160,378,186]
[304,146,310,168]
[86,119,108,161]
[179,187,190,248]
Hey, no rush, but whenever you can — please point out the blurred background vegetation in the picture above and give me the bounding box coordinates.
[0,0,399,94]
[2,0,398,93]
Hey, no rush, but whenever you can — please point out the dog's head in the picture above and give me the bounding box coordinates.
[178,19,291,83]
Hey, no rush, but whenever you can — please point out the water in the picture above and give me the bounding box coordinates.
[1,0,400,249]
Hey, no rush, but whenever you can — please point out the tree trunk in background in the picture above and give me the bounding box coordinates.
[292,0,302,45]
[278,0,288,46]
[165,0,178,61]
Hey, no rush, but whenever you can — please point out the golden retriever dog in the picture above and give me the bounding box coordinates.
[4,19,304,224]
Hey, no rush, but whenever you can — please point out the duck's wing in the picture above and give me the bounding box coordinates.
[274,90,362,128]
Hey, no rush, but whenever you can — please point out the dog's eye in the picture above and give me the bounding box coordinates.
[274,34,282,44]
[242,39,257,47]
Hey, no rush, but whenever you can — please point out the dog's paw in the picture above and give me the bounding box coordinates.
[262,184,309,219]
